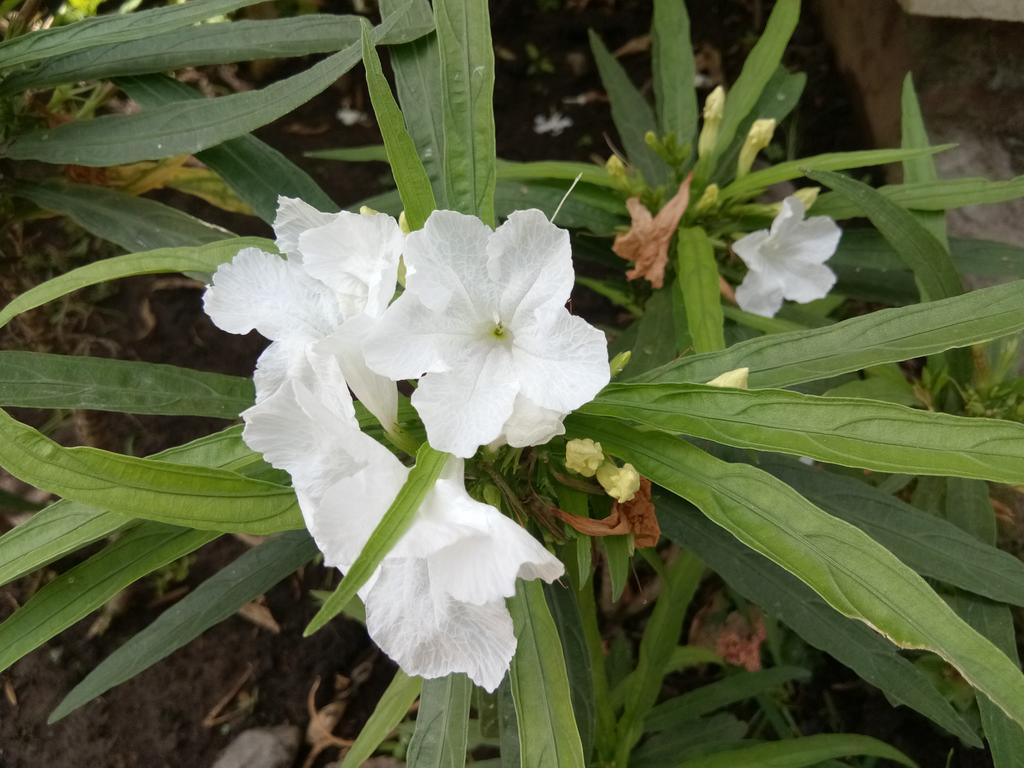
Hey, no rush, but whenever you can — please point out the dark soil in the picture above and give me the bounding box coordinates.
[0,1,974,767]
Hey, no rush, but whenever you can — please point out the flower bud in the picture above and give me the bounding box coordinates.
[596,460,641,503]
[736,118,776,178]
[605,154,627,181]
[706,367,750,389]
[695,183,720,214]
[644,130,659,149]
[565,438,605,478]
[697,86,726,158]
[359,205,379,216]
[398,210,411,234]
[792,186,820,210]
[610,350,632,378]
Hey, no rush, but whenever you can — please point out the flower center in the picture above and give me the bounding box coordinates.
[488,312,512,342]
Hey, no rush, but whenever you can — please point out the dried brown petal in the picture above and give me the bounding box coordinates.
[612,176,693,288]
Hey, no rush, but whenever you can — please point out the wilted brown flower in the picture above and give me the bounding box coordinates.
[612,176,692,288]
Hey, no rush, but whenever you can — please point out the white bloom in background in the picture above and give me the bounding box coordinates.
[533,111,573,136]
[243,377,564,691]
[364,209,610,459]
[203,198,403,430]
[733,196,842,318]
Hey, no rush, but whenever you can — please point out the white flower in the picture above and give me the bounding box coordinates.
[242,377,564,692]
[733,196,842,318]
[364,209,610,458]
[533,111,573,136]
[203,197,403,430]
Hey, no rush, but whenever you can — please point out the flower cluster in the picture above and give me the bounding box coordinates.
[203,199,610,690]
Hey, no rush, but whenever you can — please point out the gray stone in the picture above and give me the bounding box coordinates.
[211,725,301,768]
[897,0,1024,23]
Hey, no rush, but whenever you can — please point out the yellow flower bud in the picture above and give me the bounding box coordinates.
[736,118,776,178]
[565,438,605,478]
[605,154,627,180]
[793,186,821,210]
[697,86,726,158]
[610,350,632,378]
[398,210,411,234]
[596,460,641,503]
[359,205,379,216]
[706,367,750,389]
[644,130,659,149]
[695,183,720,214]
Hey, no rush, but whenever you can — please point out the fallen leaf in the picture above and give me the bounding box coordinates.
[556,478,660,548]
[690,592,766,672]
[613,176,692,288]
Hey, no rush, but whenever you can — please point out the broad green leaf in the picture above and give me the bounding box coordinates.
[588,30,666,186]
[0,352,253,418]
[508,579,586,768]
[676,226,725,353]
[720,145,953,201]
[645,666,810,732]
[0,15,364,94]
[763,459,1024,606]
[381,0,447,207]
[586,382,1024,483]
[814,176,1024,219]
[119,74,336,222]
[304,444,449,636]
[0,522,218,674]
[629,713,748,767]
[808,169,962,302]
[13,180,230,251]
[339,671,422,768]
[0,408,301,534]
[4,12,431,166]
[616,551,703,764]
[0,237,267,330]
[652,0,698,144]
[406,674,471,768]
[640,279,1024,388]
[434,0,496,223]
[721,304,804,335]
[0,0,264,71]
[495,180,625,234]
[544,581,596,763]
[655,491,980,745]
[676,734,916,768]
[622,288,684,378]
[361,21,436,230]
[570,417,1024,729]
[48,530,317,722]
[697,0,799,177]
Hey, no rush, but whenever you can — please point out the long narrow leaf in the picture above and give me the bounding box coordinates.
[813,177,1024,219]
[652,0,698,144]
[677,734,915,768]
[406,674,471,768]
[339,672,423,768]
[676,226,725,353]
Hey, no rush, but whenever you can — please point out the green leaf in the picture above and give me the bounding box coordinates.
[655,491,981,745]
[570,417,1024,729]
[651,0,697,144]
[0,0,265,71]
[0,352,253,418]
[304,444,449,636]
[48,530,317,722]
[406,674,471,768]
[507,579,587,768]
[13,180,230,250]
[813,176,1024,219]
[361,21,437,230]
[339,671,423,768]
[495,180,626,234]
[720,145,953,201]
[616,551,703,764]
[0,522,217,674]
[629,713,748,767]
[0,408,301,534]
[622,288,684,378]
[306,145,390,162]
[0,15,367,94]
[676,226,725,353]
[640,279,1024,388]
[808,169,962,302]
[645,666,811,732]
[120,74,336,222]
[544,580,596,763]
[4,11,432,166]
[586,382,1024,483]
[588,29,666,186]
[676,734,916,768]
[434,0,496,223]
[698,0,800,176]
[381,0,448,207]
[497,159,615,189]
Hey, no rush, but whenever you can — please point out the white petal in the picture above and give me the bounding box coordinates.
[502,394,567,448]
[770,195,806,238]
[487,209,574,326]
[777,260,837,304]
[511,310,610,414]
[364,558,516,692]
[203,247,339,341]
[315,317,399,431]
[732,229,771,272]
[299,211,404,319]
[735,269,786,317]
[274,196,337,259]
[411,343,519,458]
[404,210,497,315]
[779,216,842,265]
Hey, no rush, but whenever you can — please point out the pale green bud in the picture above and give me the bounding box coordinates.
[398,210,411,234]
[695,183,720,214]
[706,367,750,389]
[697,86,726,158]
[736,118,776,178]
[610,350,632,378]
[359,205,379,216]
[792,186,821,210]
[596,460,641,503]
[565,438,605,478]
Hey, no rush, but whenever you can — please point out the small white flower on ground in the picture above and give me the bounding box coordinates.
[533,111,573,136]
[242,377,564,692]
[365,209,610,458]
[733,196,842,318]
[203,197,403,430]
